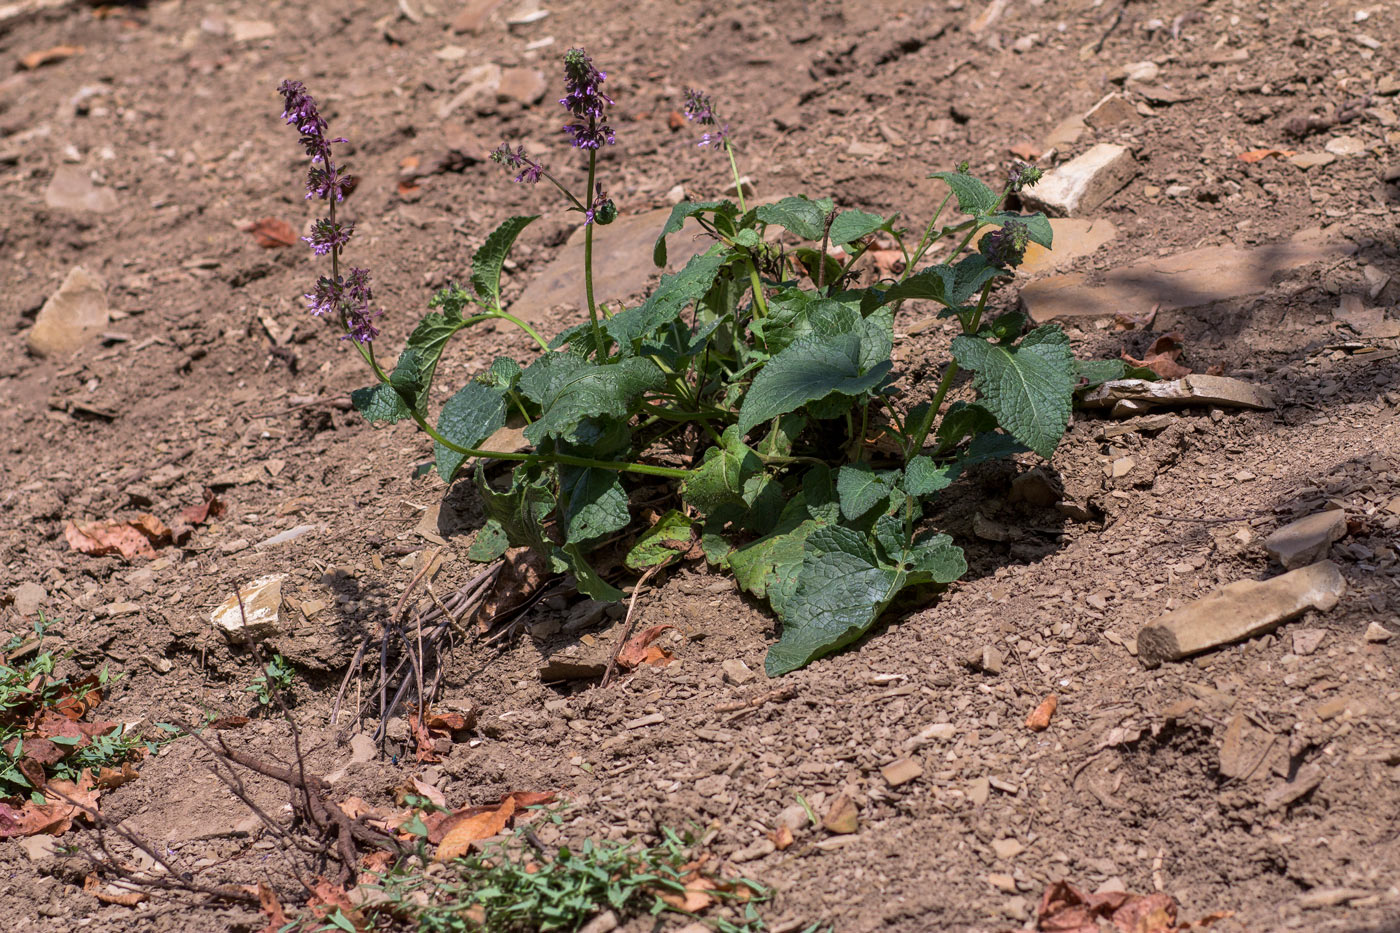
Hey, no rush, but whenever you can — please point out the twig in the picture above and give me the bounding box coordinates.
[600,561,669,688]
[714,685,798,715]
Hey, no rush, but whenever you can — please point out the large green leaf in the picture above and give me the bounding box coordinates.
[902,456,955,497]
[949,254,1011,306]
[681,426,762,515]
[351,383,410,425]
[475,463,555,555]
[471,215,537,307]
[434,382,508,481]
[950,325,1075,458]
[606,246,730,354]
[350,346,433,425]
[756,196,834,241]
[554,543,621,602]
[929,171,999,217]
[729,517,823,609]
[765,525,904,676]
[519,355,664,445]
[881,263,956,306]
[652,200,738,266]
[736,327,893,434]
[827,209,886,247]
[625,510,694,571]
[558,465,629,545]
[835,463,900,521]
[466,519,509,562]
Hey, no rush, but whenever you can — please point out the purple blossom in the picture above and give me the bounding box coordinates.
[683,87,729,151]
[559,48,615,150]
[980,219,1031,269]
[1007,161,1043,193]
[304,217,354,255]
[491,143,546,184]
[582,182,615,226]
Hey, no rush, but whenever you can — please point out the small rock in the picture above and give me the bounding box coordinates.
[1020,143,1137,216]
[19,835,58,862]
[624,712,665,729]
[1289,151,1336,170]
[731,838,775,863]
[44,164,117,213]
[722,659,756,685]
[694,774,728,797]
[1105,456,1136,478]
[451,0,505,33]
[1299,888,1373,909]
[1292,628,1326,656]
[1364,622,1393,643]
[1116,60,1159,83]
[822,793,859,834]
[1042,114,1086,152]
[988,873,1018,894]
[497,67,547,105]
[505,2,548,26]
[437,63,502,119]
[229,19,277,42]
[578,911,620,933]
[846,139,888,159]
[28,266,109,356]
[880,757,923,787]
[1084,93,1139,129]
[349,733,377,764]
[1137,561,1346,667]
[776,804,808,832]
[10,582,47,618]
[211,574,286,641]
[1324,135,1365,157]
[973,512,1012,542]
[964,645,1004,675]
[991,838,1025,860]
[1264,763,1323,810]
[967,777,991,806]
[1080,375,1274,413]
[1264,510,1348,569]
[665,184,686,204]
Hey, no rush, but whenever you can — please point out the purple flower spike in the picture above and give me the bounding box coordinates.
[560,48,615,150]
[304,217,354,255]
[683,87,729,152]
[491,143,546,184]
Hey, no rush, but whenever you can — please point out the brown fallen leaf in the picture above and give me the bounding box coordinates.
[1237,147,1296,163]
[0,775,101,838]
[1026,694,1058,732]
[667,110,685,131]
[771,824,794,850]
[1009,141,1043,161]
[1030,880,1191,933]
[254,881,289,933]
[241,217,299,248]
[616,624,676,670]
[1122,332,1191,379]
[178,488,227,525]
[473,548,551,633]
[95,762,141,790]
[437,796,516,861]
[208,715,251,730]
[64,514,174,560]
[1112,304,1159,332]
[84,872,147,907]
[19,44,83,70]
[658,875,718,912]
[822,793,859,835]
[394,775,448,810]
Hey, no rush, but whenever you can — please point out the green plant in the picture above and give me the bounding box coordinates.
[278,64,1137,677]
[372,826,767,933]
[247,654,296,707]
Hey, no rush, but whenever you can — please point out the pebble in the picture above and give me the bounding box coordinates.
[210,573,286,641]
[1291,628,1326,656]
[722,658,756,684]
[1264,510,1348,569]
[624,712,665,729]
[822,793,859,834]
[451,0,504,34]
[1290,151,1336,170]
[991,838,1025,860]
[988,873,1018,894]
[776,804,808,832]
[1020,144,1137,217]
[967,777,990,806]
[1084,93,1139,129]
[1363,622,1393,643]
[349,733,378,764]
[1116,60,1159,83]
[1324,135,1365,157]
[229,19,276,42]
[28,265,109,356]
[10,582,47,618]
[497,67,547,105]
[880,757,923,787]
[731,838,775,862]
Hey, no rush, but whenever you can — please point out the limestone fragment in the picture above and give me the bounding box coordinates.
[28,266,109,356]
[211,574,286,641]
[1264,510,1348,569]
[1020,144,1137,216]
[880,757,923,787]
[1084,93,1139,129]
[1364,622,1393,643]
[1136,561,1345,667]
[1080,375,1274,414]
[10,582,47,618]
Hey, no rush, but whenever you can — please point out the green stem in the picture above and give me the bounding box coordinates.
[490,310,550,351]
[903,280,994,457]
[583,150,604,357]
[745,260,769,319]
[723,140,747,214]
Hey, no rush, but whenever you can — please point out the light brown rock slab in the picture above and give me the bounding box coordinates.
[451,0,505,33]
[977,218,1116,274]
[1020,143,1136,216]
[1080,374,1275,414]
[1264,510,1348,569]
[1137,561,1346,667]
[44,164,118,213]
[1020,227,1356,322]
[28,265,109,356]
[211,573,286,641]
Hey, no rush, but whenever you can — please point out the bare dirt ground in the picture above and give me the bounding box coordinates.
[2,0,1399,930]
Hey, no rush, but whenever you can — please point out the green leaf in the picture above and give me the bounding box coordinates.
[476,463,555,555]
[988,211,1053,248]
[930,170,999,217]
[755,413,807,458]
[903,456,955,497]
[519,355,664,445]
[351,383,410,425]
[827,209,886,247]
[903,533,966,583]
[881,263,955,305]
[681,426,762,514]
[554,543,621,602]
[949,254,1011,306]
[606,246,730,353]
[951,325,1075,458]
[985,311,1028,343]
[467,519,509,562]
[756,196,834,241]
[434,382,507,481]
[485,357,523,391]
[625,510,694,571]
[558,465,629,545]
[471,215,537,307]
[935,401,997,451]
[765,525,902,676]
[652,201,738,267]
[729,517,823,609]
[737,328,893,435]
[836,463,899,520]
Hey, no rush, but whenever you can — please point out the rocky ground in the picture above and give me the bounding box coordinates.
[2,0,1399,930]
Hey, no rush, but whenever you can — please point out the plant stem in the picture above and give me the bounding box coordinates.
[745,261,769,319]
[491,310,550,351]
[723,140,746,213]
[583,150,604,357]
[903,280,994,457]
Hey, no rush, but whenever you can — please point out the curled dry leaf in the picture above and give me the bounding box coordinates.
[254,881,289,933]
[64,514,174,560]
[617,624,676,670]
[473,548,550,633]
[1026,880,1194,933]
[436,796,516,861]
[1122,332,1191,379]
[1025,694,1058,731]
[0,775,101,838]
[84,873,148,907]
[19,44,83,69]
[1237,148,1295,163]
[241,217,299,248]
[178,488,227,526]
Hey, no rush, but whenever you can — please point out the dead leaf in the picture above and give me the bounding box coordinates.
[84,873,147,907]
[436,796,516,860]
[1112,304,1159,332]
[0,775,101,838]
[96,762,140,789]
[617,624,675,669]
[1237,148,1295,163]
[472,548,551,633]
[305,877,366,929]
[667,110,685,131]
[822,793,859,834]
[64,514,174,560]
[394,775,448,810]
[241,217,299,248]
[19,45,83,69]
[1035,881,1187,933]
[207,715,251,730]
[178,488,227,525]
[1122,332,1191,379]
[658,875,718,912]
[1026,694,1058,732]
[255,882,289,933]
[771,824,794,850]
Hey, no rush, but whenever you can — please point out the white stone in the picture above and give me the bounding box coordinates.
[28,266,108,356]
[1020,144,1137,217]
[44,164,118,213]
[211,574,286,641]
[1264,510,1348,570]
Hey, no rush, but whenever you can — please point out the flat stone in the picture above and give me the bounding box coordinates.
[1043,115,1086,152]
[437,63,502,119]
[1364,622,1393,643]
[1334,294,1400,338]
[977,218,1116,275]
[497,67,547,105]
[28,265,109,356]
[1299,888,1374,909]
[10,582,47,618]
[1116,60,1160,83]
[1022,227,1354,322]
[18,835,58,862]
[1084,93,1139,129]
[880,757,924,787]
[44,164,118,213]
[1081,374,1274,414]
[1324,135,1366,156]
[1137,561,1346,667]
[451,0,505,33]
[1264,763,1323,810]
[822,793,859,834]
[1020,143,1136,216]
[1289,151,1336,170]
[721,658,756,685]
[966,777,991,806]
[1292,628,1326,656]
[509,206,711,330]
[348,733,377,764]
[1264,510,1348,569]
[991,838,1025,860]
[229,19,277,42]
[211,574,286,641]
